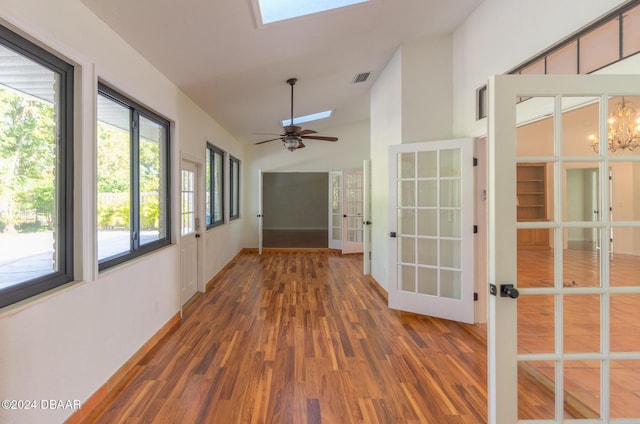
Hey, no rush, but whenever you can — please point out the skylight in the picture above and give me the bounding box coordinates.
[282,110,332,127]
[257,0,369,24]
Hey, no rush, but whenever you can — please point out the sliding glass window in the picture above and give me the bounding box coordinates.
[206,144,224,228]
[0,25,74,308]
[97,83,170,270]
[229,155,240,220]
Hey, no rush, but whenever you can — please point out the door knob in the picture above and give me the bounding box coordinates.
[500,284,519,299]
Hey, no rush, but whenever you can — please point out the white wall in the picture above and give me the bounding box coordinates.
[242,119,370,247]
[402,35,454,143]
[0,1,244,423]
[370,48,402,289]
[369,35,454,290]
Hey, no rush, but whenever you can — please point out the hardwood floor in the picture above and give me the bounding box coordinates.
[85,250,490,423]
[83,249,639,423]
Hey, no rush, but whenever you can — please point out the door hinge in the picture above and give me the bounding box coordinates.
[473,225,478,234]
[474,292,478,301]
[473,157,478,166]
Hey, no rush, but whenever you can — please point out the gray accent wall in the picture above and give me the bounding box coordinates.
[263,172,328,230]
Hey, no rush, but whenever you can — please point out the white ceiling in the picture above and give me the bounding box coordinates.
[79,0,483,145]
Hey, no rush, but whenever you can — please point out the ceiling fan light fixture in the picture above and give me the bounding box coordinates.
[283,135,301,151]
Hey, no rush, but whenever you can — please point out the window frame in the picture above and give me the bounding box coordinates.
[206,143,225,229]
[0,25,74,308]
[97,82,171,271]
[229,155,241,221]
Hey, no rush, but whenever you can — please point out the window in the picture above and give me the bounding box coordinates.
[229,156,240,220]
[255,0,368,24]
[97,83,170,270]
[206,143,224,228]
[0,25,74,308]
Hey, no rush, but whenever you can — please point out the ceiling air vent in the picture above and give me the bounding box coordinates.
[352,72,371,83]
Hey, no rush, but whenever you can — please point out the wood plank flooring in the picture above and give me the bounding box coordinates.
[83,249,638,423]
[85,250,490,423]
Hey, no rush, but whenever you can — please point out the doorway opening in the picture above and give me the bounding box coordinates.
[262,172,329,248]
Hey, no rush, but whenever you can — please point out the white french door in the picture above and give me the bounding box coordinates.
[342,170,364,254]
[180,160,199,306]
[388,139,475,324]
[488,74,640,423]
[328,171,342,250]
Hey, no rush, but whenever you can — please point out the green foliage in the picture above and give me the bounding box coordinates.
[97,196,130,230]
[0,88,56,232]
[97,124,131,193]
[141,195,160,230]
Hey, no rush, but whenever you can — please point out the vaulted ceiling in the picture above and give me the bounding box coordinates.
[79,0,483,144]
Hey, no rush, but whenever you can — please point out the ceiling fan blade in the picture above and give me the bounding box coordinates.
[297,141,306,148]
[255,137,283,145]
[297,129,317,136]
[300,135,338,142]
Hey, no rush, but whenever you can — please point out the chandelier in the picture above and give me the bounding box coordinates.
[590,97,640,153]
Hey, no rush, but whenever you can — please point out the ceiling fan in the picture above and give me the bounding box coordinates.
[255,78,338,151]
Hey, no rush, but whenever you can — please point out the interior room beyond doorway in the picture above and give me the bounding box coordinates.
[262,172,329,248]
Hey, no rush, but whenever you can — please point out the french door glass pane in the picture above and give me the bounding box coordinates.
[417,209,437,236]
[516,97,554,156]
[439,149,460,177]
[517,295,555,354]
[417,180,436,206]
[399,237,415,263]
[518,361,555,420]
[440,210,461,237]
[399,265,415,292]
[562,97,599,156]
[564,360,600,418]
[398,209,415,234]
[417,151,436,177]
[97,94,131,260]
[399,152,415,178]
[610,294,640,352]
[181,169,195,236]
[417,267,437,295]
[610,227,640,287]
[139,115,166,245]
[610,360,640,419]
[564,294,600,353]
[563,231,601,288]
[417,238,436,266]
[440,270,461,299]
[0,46,60,286]
[399,181,415,206]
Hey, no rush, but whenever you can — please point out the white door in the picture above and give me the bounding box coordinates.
[488,74,640,423]
[342,170,364,254]
[328,171,342,250]
[363,160,372,274]
[388,139,475,323]
[257,168,263,254]
[180,160,199,305]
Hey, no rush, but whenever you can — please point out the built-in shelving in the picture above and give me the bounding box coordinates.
[517,163,549,247]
